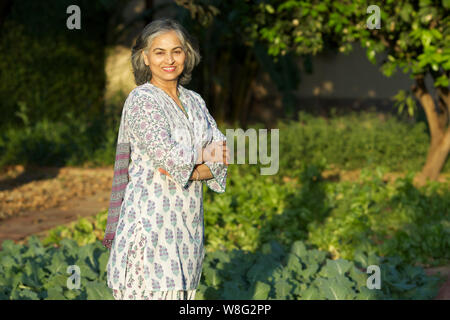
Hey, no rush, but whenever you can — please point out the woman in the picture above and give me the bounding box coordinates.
[103,18,229,300]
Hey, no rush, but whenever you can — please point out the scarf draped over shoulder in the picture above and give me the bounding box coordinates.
[102,101,130,249]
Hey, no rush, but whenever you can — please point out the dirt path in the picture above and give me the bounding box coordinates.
[0,191,110,245]
[0,164,113,245]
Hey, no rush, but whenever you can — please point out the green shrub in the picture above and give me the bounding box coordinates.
[0,111,119,168]
[277,110,446,175]
[0,0,110,129]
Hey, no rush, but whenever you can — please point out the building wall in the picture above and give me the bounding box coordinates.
[289,43,437,118]
[295,44,413,99]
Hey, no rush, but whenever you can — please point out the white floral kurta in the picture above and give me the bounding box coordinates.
[106,82,227,293]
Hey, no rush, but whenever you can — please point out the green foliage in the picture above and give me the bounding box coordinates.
[277,110,440,174]
[0,237,113,300]
[1,100,447,173]
[196,240,442,300]
[251,1,450,82]
[0,0,112,129]
[224,0,450,120]
[0,237,441,300]
[40,158,449,268]
[0,110,119,168]
[203,161,449,266]
[203,164,292,252]
[393,90,418,117]
[308,168,450,266]
[42,211,107,247]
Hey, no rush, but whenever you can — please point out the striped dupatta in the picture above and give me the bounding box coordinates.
[102,106,130,250]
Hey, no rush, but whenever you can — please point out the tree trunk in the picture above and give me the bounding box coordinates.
[231,48,259,128]
[412,74,450,186]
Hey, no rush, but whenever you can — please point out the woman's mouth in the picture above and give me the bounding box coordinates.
[162,67,176,72]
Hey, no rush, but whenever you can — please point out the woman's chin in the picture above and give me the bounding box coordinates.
[155,74,181,82]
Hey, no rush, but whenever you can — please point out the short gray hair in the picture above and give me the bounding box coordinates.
[131,18,201,86]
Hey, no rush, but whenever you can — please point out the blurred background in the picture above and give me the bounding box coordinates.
[0,0,449,300]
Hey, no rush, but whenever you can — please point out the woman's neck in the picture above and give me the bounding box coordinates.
[149,79,179,98]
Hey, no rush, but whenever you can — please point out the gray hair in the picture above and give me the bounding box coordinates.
[131,18,201,86]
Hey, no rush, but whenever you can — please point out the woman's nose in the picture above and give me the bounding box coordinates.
[165,53,174,63]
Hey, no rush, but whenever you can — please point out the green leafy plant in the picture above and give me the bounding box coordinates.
[308,168,450,266]
[0,237,442,300]
[39,159,449,267]
[41,211,107,247]
[0,237,113,300]
[196,240,442,300]
[0,0,111,130]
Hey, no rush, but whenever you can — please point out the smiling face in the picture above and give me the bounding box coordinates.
[142,30,186,85]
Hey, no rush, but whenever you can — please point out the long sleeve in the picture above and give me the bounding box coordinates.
[196,94,228,193]
[126,92,199,189]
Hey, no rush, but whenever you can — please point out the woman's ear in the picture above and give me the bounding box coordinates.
[142,51,149,66]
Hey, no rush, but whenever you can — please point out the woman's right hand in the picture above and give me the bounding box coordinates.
[203,141,230,165]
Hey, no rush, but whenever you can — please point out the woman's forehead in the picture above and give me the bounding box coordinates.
[151,31,182,49]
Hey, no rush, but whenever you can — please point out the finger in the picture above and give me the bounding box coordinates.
[222,147,228,158]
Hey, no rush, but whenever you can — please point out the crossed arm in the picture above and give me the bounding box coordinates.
[160,141,229,181]
[158,163,211,180]
[128,91,228,188]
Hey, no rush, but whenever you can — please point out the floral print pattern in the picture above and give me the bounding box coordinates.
[111,220,196,300]
[106,82,227,297]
